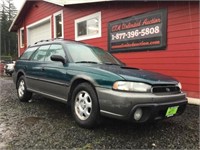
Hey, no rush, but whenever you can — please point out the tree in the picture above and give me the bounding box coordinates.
[0,0,18,59]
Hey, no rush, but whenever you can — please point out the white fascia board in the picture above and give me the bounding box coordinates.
[64,0,114,5]
[9,0,27,32]
[44,0,65,6]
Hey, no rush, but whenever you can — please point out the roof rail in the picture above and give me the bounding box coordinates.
[34,38,85,45]
[62,38,85,44]
[34,38,64,45]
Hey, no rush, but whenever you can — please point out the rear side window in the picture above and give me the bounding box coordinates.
[45,44,65,62]
[31,45,50,61]
[20,47,38,60]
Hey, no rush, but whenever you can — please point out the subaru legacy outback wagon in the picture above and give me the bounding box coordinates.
[13,39,187,128]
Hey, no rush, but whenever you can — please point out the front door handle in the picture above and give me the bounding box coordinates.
[41,67,45,71]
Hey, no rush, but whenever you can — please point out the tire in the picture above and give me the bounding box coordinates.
[17,76,32,102]
[71,82,100,128]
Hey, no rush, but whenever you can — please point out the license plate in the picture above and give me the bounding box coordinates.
[165,106,179,117]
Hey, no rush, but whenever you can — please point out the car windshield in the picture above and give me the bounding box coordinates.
[66,44,122,65]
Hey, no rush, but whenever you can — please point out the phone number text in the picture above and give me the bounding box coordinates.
[112,26,160,41]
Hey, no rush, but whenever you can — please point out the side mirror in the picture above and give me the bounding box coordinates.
[50,55,66,64]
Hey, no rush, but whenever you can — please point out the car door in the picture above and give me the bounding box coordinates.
[41,44,70,101]
[26,45,50,93]
[17,46,39,87]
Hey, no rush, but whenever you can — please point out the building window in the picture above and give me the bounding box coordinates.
[20,28,24,48]
[75,12,101,41]
[54,10,64,38]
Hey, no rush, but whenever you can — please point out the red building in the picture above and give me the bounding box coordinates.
[9,0,199,102]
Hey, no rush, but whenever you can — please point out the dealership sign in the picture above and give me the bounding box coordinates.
[108,9,167,53]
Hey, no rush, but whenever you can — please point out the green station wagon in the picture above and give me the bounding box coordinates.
[13,39,187,128]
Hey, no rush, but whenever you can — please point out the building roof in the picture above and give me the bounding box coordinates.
[9,0,114,32]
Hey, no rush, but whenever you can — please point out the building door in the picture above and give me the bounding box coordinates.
[27,19,51,47]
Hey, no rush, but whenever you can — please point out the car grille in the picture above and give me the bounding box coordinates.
[152,85,181,94]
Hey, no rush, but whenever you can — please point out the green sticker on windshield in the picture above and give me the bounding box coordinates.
[166,106,179,117]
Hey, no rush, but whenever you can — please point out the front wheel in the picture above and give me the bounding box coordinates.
[17,76,32,102]
[71,82,100,128]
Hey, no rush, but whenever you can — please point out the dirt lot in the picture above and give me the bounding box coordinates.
[0,76,199,149]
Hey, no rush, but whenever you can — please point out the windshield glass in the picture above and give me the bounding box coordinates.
[66,44,122,65]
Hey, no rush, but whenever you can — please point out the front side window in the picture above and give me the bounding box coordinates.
[67,44,100,63]
[20,47,38,60]
[45,44,65,62]
[31,45,50,61]
[54,10,64,38]
[66,44,120,65]
[75,12,101,41]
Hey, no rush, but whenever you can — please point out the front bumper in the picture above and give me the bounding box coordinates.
[96,87,187,122]
[5,69,14,74]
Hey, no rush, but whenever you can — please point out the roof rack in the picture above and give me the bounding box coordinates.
[34,38,63,45]
[63,38,85,44]
[34,38,85,45]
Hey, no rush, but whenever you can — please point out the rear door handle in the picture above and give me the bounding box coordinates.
[41,67,45,71]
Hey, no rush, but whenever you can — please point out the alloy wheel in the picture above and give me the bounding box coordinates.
[74,91,92,120]
[18,80,25,98]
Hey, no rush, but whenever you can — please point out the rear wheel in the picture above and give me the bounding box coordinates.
[17,76,32,102]
[71,82,100,128]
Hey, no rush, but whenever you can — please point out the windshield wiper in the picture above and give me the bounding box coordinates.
[104,62,121,66]
[75,61,99,64]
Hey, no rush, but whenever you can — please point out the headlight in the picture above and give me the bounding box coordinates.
[177,82,182,90]
[113,81,151,92]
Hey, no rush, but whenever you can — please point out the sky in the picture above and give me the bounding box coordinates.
[13,0,25,10]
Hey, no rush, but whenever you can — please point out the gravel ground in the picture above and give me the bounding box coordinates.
[0,76,199,149]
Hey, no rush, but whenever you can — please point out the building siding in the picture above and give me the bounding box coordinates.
[19,1,63,55]
[18,1,199,98]
[64,1,199,98]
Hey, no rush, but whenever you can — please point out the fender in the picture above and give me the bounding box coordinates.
[13,69,27,88]
[69,74,98,88]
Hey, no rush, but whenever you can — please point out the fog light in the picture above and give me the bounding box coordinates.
[134,108,143,121]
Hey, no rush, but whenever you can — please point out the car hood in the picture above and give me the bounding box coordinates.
[98,65,178,85]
